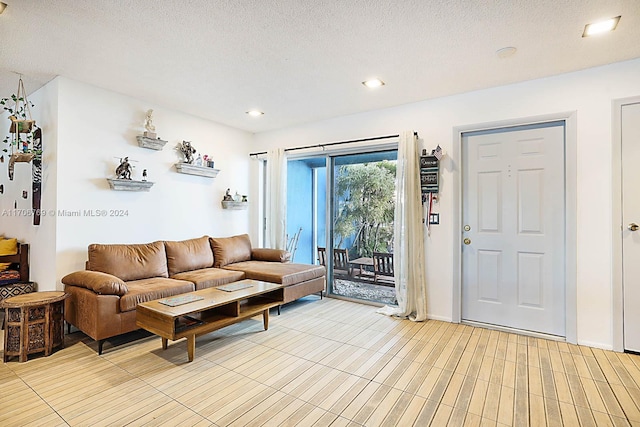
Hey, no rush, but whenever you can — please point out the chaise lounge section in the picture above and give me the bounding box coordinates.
[62,234,325,353]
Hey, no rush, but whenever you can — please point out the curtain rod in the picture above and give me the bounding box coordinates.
[248,131,418,157]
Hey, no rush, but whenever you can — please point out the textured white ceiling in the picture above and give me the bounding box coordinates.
[1,0,639,133]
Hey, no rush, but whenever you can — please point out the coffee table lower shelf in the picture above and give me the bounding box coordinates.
[136,280,283,362]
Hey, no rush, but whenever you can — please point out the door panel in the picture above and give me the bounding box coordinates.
[518,169,543,233]
[478,172,502,232]
[462,123,565,336]
[478,250,501,302]
[622,102,640,352]
[517,252,543,307]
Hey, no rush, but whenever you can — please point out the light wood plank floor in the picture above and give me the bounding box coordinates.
[2,296,640,426]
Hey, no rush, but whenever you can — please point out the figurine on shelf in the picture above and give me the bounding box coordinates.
[142,169,148,182]
[195,154,203,167]
[178,141,196,164]
[242,195,248,202]
[223,188,234,201]
[143,109,157,138]
[115,157,132,180]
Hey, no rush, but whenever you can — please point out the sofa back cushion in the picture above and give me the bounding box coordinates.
[164,236,214,276]
[87,241,168,281]
[210,234,252,268]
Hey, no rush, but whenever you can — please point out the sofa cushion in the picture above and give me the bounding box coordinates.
[0,238,18,271]
[251,248,291,263]
[119,277,195,312]
[165,236,214,276]
[62,270,128,296]
[210,234,252,268]
[88,241,168,281]
[171,268,245,290]
[223,261,326,286]
[0,269,21,286]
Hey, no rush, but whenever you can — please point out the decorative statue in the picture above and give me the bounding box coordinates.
[223,188,234,201]
[115,157,132,180]
[144,109,156,133]
[179,141,196,164]
[142,169,148,181]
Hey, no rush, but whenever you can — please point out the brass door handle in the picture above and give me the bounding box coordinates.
[629,223,639,231]
[463,238,471,245]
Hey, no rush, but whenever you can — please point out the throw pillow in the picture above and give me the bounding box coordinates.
[210,234,252,267]
[0,238,18,271]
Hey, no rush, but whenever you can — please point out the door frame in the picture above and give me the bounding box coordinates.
[612,96,640,352]
[452,112,577,344]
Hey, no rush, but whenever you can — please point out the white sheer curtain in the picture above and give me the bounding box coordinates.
[378,131,427,321]
[266,148,287,250]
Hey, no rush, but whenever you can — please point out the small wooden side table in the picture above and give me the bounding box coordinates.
[2,291,67,362]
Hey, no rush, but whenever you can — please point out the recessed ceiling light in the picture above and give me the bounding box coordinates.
[362,78,385,89]
[496,47,517,59]
[246,110,264,117]
[583,16,620,37]
[0,2,7,15]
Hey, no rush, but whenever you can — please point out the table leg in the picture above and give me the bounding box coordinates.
[187,335,195,362]
[20,307,28,362]
[162,337,168,350]
[3,318,7,363]
[263,309,269,330]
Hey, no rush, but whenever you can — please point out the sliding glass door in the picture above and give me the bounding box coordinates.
[286,149,397,304]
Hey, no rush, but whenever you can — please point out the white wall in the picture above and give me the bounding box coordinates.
[3,77,253,291]
[253,58,640,349]
[0,79,59,290]
[53,77,254,284]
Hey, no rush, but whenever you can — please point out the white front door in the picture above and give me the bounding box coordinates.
[461,123,566,336]
[622,102,640,352]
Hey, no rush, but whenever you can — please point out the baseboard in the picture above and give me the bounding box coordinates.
[577,340,613,351]
[462,320,566,342]
[427,314,453,322]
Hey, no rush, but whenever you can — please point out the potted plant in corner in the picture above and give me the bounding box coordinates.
[1,77,41,180]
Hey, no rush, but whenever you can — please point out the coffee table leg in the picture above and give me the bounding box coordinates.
[263,309,269,330]
[187,335,195,362]
[162,337,168,350]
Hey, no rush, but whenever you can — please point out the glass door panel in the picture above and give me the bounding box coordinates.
[285,150,397,305]
[329,151,397,304]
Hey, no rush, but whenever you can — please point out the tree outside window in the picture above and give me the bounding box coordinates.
[334,161,396,258]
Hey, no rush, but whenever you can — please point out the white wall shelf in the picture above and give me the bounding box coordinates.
[136,136,168,150]
[107,179,154,191]
[221,201,248,210]
[175,163,220,178]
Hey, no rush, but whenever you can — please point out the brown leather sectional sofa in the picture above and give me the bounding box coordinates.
[62,234,325,353]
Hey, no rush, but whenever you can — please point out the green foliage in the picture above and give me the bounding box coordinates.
[1,95,36,153]
[334,161,396,257]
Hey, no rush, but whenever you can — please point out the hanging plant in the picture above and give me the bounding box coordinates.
[1,78,39,156]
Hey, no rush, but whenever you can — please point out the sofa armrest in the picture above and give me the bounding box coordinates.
[251,248,291,263]
[62,271,128,296]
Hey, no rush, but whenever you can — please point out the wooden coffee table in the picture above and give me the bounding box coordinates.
[136,280,283,362]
